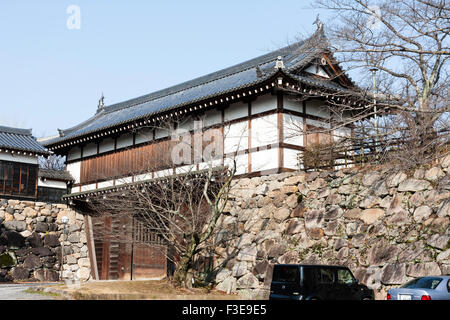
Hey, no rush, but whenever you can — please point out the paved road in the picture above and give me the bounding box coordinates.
[0,283,58,300]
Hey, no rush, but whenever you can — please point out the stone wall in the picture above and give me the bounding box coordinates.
[0,199,91,283]
[212,156,450,300]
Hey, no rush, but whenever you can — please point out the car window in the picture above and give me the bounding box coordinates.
[337,269,355,285]
[272,266,299,283]
[401,277,442,289]
[318,268,334,284]
[447,280,450,293]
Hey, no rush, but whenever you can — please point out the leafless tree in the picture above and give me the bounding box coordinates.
[85,117,243,287]
[38,154,66,170]
[285,0,449,170]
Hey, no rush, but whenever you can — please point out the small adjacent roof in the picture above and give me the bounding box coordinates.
[0,126,50,155]
[38,168,74,182]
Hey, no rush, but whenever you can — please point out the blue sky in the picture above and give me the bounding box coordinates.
[0,1,330,138]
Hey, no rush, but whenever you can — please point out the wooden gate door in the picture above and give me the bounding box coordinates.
[131,219,167,280]
[91,215,167,280]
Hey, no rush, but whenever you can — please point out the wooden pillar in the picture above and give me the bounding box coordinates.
[84,215,99,280]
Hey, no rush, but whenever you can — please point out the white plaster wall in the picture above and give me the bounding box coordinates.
[81,183,96,192]
[66,161,81,184]
[251,114,278,148]
[250,148,278,172]
[116,133,134,150]
[283,148,300,170]
[306,118,331,129]
[71,187,80,194]
[304,65,330,78]
[306,100,330,119]
[224,101,248,122]
[283,114,303,147]
[155,128,170,140]
[251,94,277,115]
[97,180,115,189]
[203,109,222,127]
[224,121,248,154]
[283,97,303,113]
[37,178,67,189]
[224,153,248,175]
[99,138,115,153]
[0,152,38,164]
[198,159,223,171]
[83,143,97,157]
[153,169,173,179]
[135,128,153,145]
[67,147,81,161]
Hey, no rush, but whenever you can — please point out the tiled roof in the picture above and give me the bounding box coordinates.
[44,30,346,147]
[38,168,74,181]
[0,126,50,155]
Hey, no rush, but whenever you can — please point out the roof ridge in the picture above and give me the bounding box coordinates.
[0,126,33,136]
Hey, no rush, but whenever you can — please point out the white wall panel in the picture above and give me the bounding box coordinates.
[284,148,300,170]
[306,100,330,119]
[67,147,81,161]
[224,101,248,122]
[135,128,153,145]
[116,133,133,149]
[0,152,38,164]
[224,153,248,175]
[66,161,81,184]
[284,97,303,112]
[97,180,115,189]
[283,114,303,146]
[306,118,331,129]
[99,138,115,153]
[81,184,96,192]
[224,121,248,154]
[155,128,170,140]
[251,114,278,148]
[203,109,222,127]
[83,143,97,157]
[251,148,278,172]
[251,94,277,115]
[38,178,67,189]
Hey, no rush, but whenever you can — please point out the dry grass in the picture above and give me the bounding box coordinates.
[38,280,241,300]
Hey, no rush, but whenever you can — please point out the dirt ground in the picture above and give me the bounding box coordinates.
[35,279,242,300]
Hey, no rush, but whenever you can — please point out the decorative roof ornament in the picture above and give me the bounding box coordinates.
[256,65,264,78]
[313,14,324,32]
[98,93,105,111]
[275,56,285,70]
[57,129,65,137]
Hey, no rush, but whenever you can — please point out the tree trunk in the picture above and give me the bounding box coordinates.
[173,236,198,288]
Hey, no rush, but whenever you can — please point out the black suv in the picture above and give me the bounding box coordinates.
[269,264,374,300]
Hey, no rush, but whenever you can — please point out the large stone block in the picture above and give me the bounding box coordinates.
[360,209,385,224]
[231,262,248,277]
[398,179,431,192]
[381,263,407,285]
[44,234,60,247]
[216,276,237,293]
[368,239,399,266]
[236,273,259,289]
[24,254,43,269]
[5,231,25,249]
[11,267,30,280]
[436,199,450,218]
[273,207,290,222]
[406,262,441,278]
